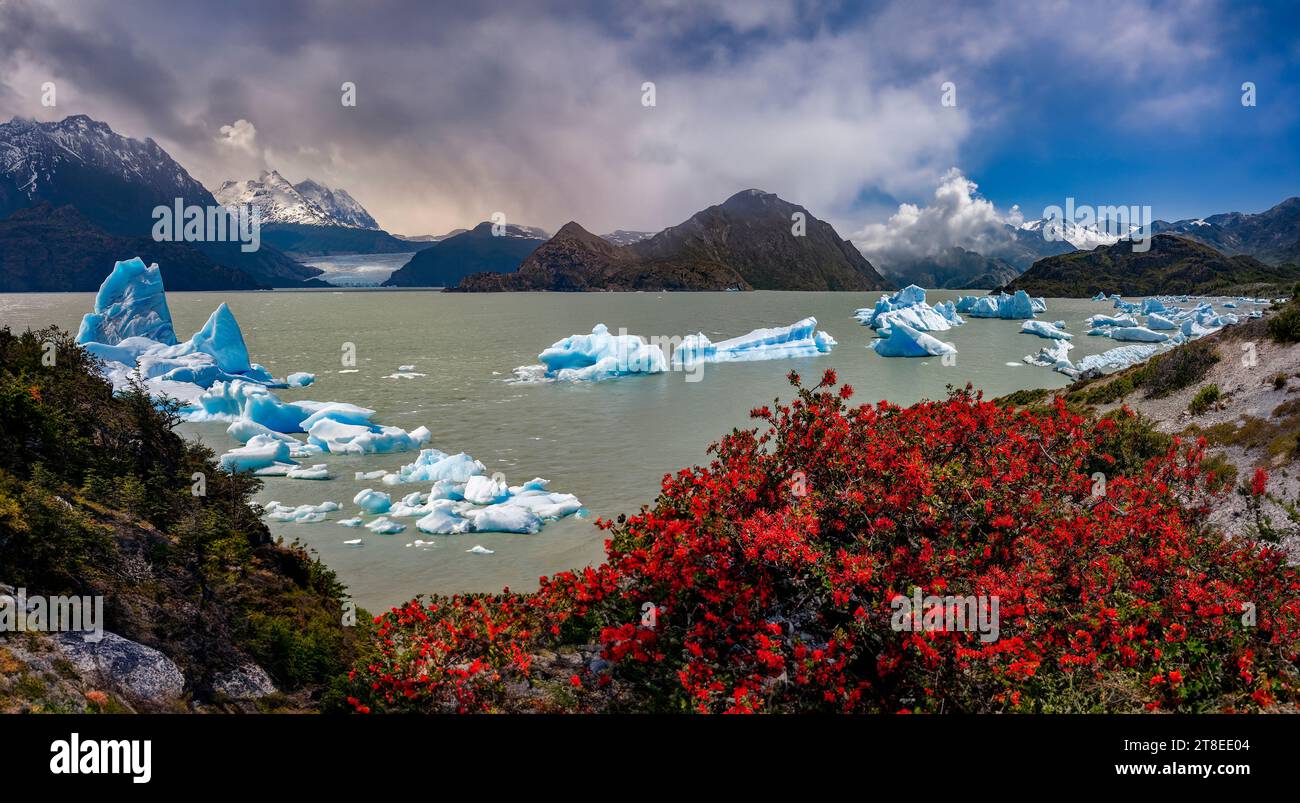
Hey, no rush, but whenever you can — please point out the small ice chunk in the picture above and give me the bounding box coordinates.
[220,434,293,473]
[1021,320,1072,340]
[466,545,495,555]
[365,516,406,534]
[353,488,392,514]
[463,474,509,505]
[286,463,330,480]
[287,372,315,387]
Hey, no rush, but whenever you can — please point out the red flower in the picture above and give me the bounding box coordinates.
[1251,467,1268,497]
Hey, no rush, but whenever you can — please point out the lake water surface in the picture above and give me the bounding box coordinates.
[2,288,1124,611]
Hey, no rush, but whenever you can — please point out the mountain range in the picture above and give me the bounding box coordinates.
[1003,233,1300,297]
[452,189,890,292]
[215,170,379,229]
[0,115,320,288]
[213,169,412,257]
[1151,197,1300,266]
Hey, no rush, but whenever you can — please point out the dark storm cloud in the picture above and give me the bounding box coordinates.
[0,0,1274,236]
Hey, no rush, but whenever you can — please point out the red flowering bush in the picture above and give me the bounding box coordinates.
[349,371,1300,713]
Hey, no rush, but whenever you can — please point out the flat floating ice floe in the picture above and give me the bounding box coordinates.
[263,500,340,524]
[672,317,837,367]
[1021,320,1072,340]
[516,318,836,382]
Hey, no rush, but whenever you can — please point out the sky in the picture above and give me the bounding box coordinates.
[0,0,1297,247]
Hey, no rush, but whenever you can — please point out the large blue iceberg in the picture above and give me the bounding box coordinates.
[956,290,1042,320]
[870,322,957,358]
[523,324,668,382]
[855,285,964,334]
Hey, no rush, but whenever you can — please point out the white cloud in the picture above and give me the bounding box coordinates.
[216,118,257,154]
[851,169,1022,269]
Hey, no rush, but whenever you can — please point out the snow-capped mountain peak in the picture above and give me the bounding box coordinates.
[213,170,380,229]
[1,114,211,206]
[1019,216,1139,250]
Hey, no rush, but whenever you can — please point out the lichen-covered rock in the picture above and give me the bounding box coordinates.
[213,663,277,699]
[53,631,185,705]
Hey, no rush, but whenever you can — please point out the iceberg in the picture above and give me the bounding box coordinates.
[1021,320,1072,340]
[338,518,364,528]
[1086,314,1139,328]
[220,435,293,473]
[365,517,407,535]
[415,501,473,535]
[530,324,667,382]
[1074,344,1159,375]
[187,303,252,373]
[1023,339,1074,371]
[466,545,495,555]
[855,286,963,334]
[353,488,392,515]
[959,290,1039,320]
[76,258,177,346]
[1091,292,1107,301]
[870,323,957,358]
[378,449,486,485]
[463,503,544,534]
[263,500,340,524]
[74,260,430,461]
[671,317,836,366]
[1106,326,1170,343]
[287,372,315,387]
[305,418,431,455]
[1146,313,1177,330]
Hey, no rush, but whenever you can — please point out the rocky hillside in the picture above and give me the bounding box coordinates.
[883,245,1021,289]
[1153,197,1300,265]
[0,327,366,712]
[453,189,890,292]
[1006,300,1300,555]
[0,204,264,292]
[384,222,548,287]
[1003,234,1300,297]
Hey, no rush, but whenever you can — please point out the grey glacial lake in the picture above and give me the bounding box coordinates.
[2,288,1133,611]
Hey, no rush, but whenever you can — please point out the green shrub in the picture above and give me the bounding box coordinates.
[1189,384,1221,415]
[1268,304,1300,343]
